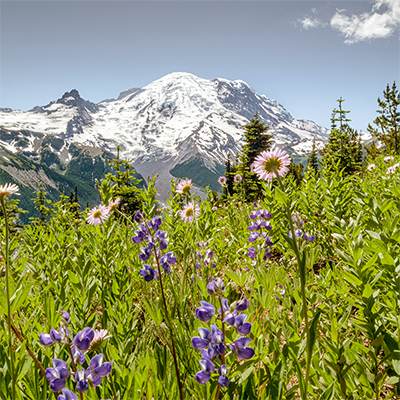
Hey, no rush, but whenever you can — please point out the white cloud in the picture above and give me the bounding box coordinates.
[331,0,400,43]
[300,16,326,30]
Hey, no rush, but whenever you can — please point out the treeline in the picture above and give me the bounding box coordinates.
[222,81,400,200]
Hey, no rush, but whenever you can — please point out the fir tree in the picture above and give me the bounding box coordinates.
[239,114,272,199]
[306,138,319,174]
[288,162,304,185]
[32,189,52,223]
[97,147,143,216]
[223,156,235,197]
[323,98,362,175]
[367,81,400,155]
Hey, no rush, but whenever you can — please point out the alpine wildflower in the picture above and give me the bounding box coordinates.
[0,183,19,199]
[86,205,110,225]
[180,202,200,222]
[252,148,291,181]
[176,179,193,195]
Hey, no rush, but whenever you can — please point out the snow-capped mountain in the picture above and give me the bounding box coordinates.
[0,72,327,199]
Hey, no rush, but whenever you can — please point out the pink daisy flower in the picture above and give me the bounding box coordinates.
[180,202,200,222]
[176,179,193,195]
[0,183,19,199]
[218,176,227,186]
[234,174,242,183]
[87,205,110,225]
[384,156,394,163]
[107,198,120,211]
[252,148,291,181]
[387,163,400,175]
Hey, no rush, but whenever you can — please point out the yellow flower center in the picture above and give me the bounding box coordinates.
[182,185,191,194]
[263,157,281,173]
[93,210,102,218]
[185,208,194,217]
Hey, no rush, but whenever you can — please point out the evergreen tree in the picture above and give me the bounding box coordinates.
[288,162,304,185]
[367,81,400,154]
[97,147,143,216]
[32,189,52,223]
[239,114,272,199]
[306,137,319,174]
[323,98,362,175]
[223,156,235,197]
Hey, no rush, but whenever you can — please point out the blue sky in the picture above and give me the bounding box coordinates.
[0,0,399,130]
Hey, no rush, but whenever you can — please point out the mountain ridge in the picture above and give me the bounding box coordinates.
[0,72,328,199]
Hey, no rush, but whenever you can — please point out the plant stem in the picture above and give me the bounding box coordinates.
[275,178,311,399]
[151,240,184,400]
[1,198,16,399]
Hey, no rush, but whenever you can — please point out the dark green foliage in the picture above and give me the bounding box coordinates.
[97,149,144,216]
[223,156,235,197]
[306,138,319,174]
[170,158,225,191]
[31,189,53,223]
[323,98,363,175]
[239,115,272,199]
[289,161,304,185]
[368,81,400,155]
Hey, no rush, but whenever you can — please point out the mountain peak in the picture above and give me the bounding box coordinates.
[61,89,81,101]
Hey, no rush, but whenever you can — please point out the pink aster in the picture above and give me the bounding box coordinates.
[252,149,291,181]
[176,179,193,195]
[107,198,120,212]
[180,202,200,222]
[234,174,242,183]
[0,183,19,199]
[87,205,110,225]
[218,176,227,186]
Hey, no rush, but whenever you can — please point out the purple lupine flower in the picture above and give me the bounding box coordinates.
[248,247,256,259]
[139,264,157,281]
[303,233,315,242]
[50,328,62,342]
[133,210,143,222]
[218,365,229,386]
[248,232,259,242]
[71,344,85,365]
[206,278,224,294]
[45,359,69,392]
[210,324,225,356]
[249,210,258,220]
[39,333,54,346]
[195,301,215,322]
[192,328,211,349]
[73,327,95,351]
[132,229,146,243]
[260,210,272,219]
[87,354,112,387]
[223,310,237,326]
[218,298,230,315]
[234,314,252,335]
[248,223,258,231]
[62,311,70,324]
[160,251,176,273]
[236,297,249,311]
[230,338,254,360]
[150,216,162,231]
[75,370,89,392]
[139,246,152,262]
[57,389,77,400]
[264,235,273,246]
[295,229,303,238]
[195,357,215,384]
